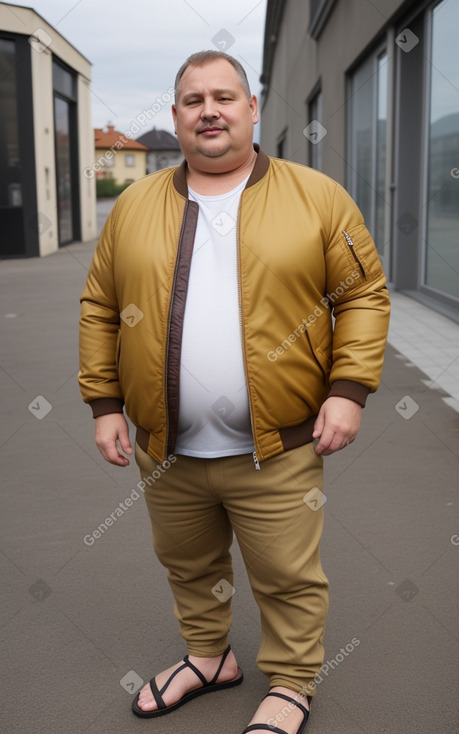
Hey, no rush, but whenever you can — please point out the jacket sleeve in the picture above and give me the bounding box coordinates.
[323,182,391,406]
[78,203,124,418]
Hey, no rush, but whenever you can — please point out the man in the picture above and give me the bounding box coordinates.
[79,51,390,733]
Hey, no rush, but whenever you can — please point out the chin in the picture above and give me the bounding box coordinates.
[197,144,231,159]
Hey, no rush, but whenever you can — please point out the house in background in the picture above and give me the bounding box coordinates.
[136,127,183,173]
[0,1,96,257]
[260,0,459,321]
[94,125,148,185]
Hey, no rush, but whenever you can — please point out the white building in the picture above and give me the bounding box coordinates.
[0,2,96,257]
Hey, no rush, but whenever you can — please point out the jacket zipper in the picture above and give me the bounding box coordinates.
[164,201,188,458]
[342,230,365,278]
[236,199,261,470]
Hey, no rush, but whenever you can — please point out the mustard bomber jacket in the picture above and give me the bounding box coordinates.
[79,146,390,465]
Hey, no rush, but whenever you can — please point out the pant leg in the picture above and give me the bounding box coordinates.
[217,443,328,695]
[134,443,234,657]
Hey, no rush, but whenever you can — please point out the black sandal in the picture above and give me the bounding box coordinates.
[242,690,310,734]
[132,644,243,718]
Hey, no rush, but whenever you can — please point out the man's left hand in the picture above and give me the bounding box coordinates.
[312,396,362,456]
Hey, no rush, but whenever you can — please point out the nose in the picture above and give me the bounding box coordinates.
[201,95,220,120]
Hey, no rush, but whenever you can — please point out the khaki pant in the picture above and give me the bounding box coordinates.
[134,441,329,695]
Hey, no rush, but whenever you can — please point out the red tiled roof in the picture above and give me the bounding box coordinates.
[94,125,149,151]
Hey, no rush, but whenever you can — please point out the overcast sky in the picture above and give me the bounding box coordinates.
[7,0,267,136]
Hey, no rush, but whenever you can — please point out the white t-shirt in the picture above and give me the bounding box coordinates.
[174,176,254,458]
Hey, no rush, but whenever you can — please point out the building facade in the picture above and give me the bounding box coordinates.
[260,0,459,321]
[136,128,183,174]
[94,125,148,185]
[0,2,96,257]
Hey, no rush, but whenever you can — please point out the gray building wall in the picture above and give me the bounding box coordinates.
[261,0,401,180]
[260,0,459,321]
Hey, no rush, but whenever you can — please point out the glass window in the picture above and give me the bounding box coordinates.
[52,60,76,101]
[349,55,374,227]
[53,58,78,245]
[424,0,459,300]
[375,54,388,253]
[348,50,387,255]
[54,96,73,243]
[0,38,24,256]
[0,39,21,206]
[125,154,135,167]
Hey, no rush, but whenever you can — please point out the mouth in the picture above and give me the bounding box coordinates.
[198,126,226,136]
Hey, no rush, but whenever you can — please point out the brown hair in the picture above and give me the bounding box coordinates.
[174,51,251,101]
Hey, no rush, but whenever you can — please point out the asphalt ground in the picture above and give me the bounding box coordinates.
[1,237,458,734]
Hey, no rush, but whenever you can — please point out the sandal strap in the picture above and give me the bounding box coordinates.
[209,644,231,685]
[183,644,232,687]
[264,690,310,720]
[242,692,310,734]
[148,675,166,710]
[151,644,233,706]
[182,656,208,687]
[156,660,196,698]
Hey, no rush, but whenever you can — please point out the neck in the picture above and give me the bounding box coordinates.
[186,148,257,195]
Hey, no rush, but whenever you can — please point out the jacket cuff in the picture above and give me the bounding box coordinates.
[328,380,370,408]
[89,398,124,418]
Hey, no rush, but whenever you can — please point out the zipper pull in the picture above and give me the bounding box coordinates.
[342,229,354,247]
[342,229,365,277]
[253,451,261,470]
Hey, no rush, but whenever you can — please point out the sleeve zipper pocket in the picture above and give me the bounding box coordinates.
[342,230,366,278]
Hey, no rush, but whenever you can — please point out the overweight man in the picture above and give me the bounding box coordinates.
[79,51,390,734]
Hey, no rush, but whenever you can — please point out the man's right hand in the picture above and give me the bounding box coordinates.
[95,413,133,466]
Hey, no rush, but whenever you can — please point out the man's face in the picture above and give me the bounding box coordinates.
[172,59,258,173]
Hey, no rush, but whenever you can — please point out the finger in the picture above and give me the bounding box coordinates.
[312,410,325,439]
[118,428,133,455]
[314,426,335,455]
[107,446,130,466]
[320,434,356,456]
[317,426,354,454]
[98,440,130,466]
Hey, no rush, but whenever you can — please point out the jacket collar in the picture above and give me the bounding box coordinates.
[172,143,270,198]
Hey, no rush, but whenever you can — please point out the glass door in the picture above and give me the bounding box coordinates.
[348,48,388,266]
[54,95,74,244]
[0,38,24,256]
[424,0,459,301]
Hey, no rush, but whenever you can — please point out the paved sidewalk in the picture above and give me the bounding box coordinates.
[388,291,459,414]
[1,239,458,734]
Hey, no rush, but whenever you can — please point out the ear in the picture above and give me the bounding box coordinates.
[171,104,177,132]
[250,95,259,125]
